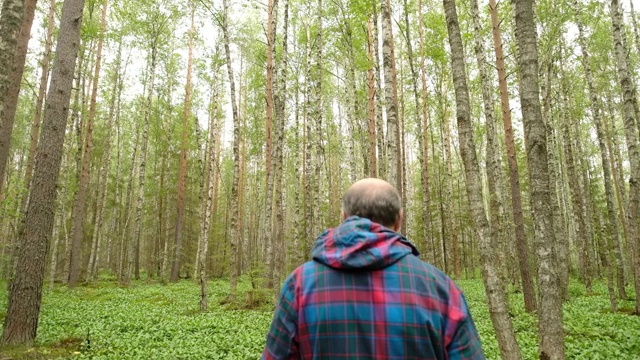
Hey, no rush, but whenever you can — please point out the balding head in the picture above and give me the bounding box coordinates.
[342,178,403,229]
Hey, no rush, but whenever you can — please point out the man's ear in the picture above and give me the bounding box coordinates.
[341,210,347,221]
[393,210,404,232]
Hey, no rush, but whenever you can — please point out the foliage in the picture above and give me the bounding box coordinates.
[0,278,638,359]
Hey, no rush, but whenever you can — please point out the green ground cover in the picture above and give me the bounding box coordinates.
[0,278,638,359]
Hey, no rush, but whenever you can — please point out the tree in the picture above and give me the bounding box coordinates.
[0,0,25,193]
[443,0,522,358]
[1,0,86,345]
[611,0,640,314]
[68,0,109,287]
[489,0,536,312]
[381,0,401,194]
[512,0,565,357]
[172,1,195,282]
[220,0,241,302]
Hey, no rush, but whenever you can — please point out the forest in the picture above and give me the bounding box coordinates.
[0,0,640,358]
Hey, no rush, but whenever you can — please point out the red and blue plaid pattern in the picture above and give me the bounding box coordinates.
[262,216,485,359]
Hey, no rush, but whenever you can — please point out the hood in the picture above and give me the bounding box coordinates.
[311,216,419,271]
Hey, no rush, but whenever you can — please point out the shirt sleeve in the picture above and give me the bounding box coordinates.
[261,273,300,360]
[447,294,486,360]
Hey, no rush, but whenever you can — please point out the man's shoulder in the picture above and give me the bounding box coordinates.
[400,254,455,282]
[397,255,465,299]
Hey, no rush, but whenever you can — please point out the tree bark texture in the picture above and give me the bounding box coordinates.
[221,0,241,302]
[381,0,401,194]
[489,0,537,313]
[512,0,565,357]
[0,0,25,193]
[1,0,86,345]
[611,0,640,314]
[443,1,522,358]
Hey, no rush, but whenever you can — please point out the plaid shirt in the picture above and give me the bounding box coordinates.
[262,216,484,360]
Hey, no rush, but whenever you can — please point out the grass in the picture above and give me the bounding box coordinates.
[0,277,638,359]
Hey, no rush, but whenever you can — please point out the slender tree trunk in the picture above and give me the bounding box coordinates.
[171,4,195,283]
[271,0,288,294]
[561,99,592,291]
[86,0,109,282]
[629,0,640,55]
[443,1,522,358]
[199,90,219,311]
[513,0,565,357]
[1,0,85,345]
[381,0,401,194]
[489,0,537,313]
[367,17,377,178]
[0,0,26,193]
[49,210,62,289]
[471,0,507,285]
[221,0,241,301]
[311,0,323,239]
[20,0,57,215]
[611,0,640,314]
[68,0,108,287]
[417,0,431,258]
[264,0,279,290]
[372,6,386,179]
[541,56,570,301]
[127,45,156,284]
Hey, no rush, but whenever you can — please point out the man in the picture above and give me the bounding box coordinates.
[262,178,485,359]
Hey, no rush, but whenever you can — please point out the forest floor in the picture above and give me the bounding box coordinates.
[0,276,638,359]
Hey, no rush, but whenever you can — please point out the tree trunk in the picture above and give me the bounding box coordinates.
[367,17,377,178]
[199,89,219,312]
[264,0,279,290]
[489,0,537,313]
[171,5,195,282]
[20,0,56,215]
[221,0,241,302]
[86,0,110,282]
[513,0,565,357]
[271,0,288,293]
[0,0,26,193]
[381,0,401,194]
[417,0,431,259]
[127,45,157,284]
[443,0,522,358]
[68,0,107,287]
[611,0,640,314]
[311,0,323,239]
[1,0,85,345]
[49,210,62,289]
[471,0,508,285]
[372,6,386,179]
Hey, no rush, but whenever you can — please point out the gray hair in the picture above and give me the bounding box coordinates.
[342,182,402,227]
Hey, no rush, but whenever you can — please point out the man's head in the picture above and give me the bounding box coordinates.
[341,178,403,231]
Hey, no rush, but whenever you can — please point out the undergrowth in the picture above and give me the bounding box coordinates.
[0,277,637,359]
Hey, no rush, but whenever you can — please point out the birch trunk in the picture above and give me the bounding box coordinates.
[367,17,377,178]
[381,0,401,192]
[443,1,522,358]
[471,0,507,284]
[611,0,640,313]
[513,0,565,356]
[264,0,278,290]
[221,0,241,301]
